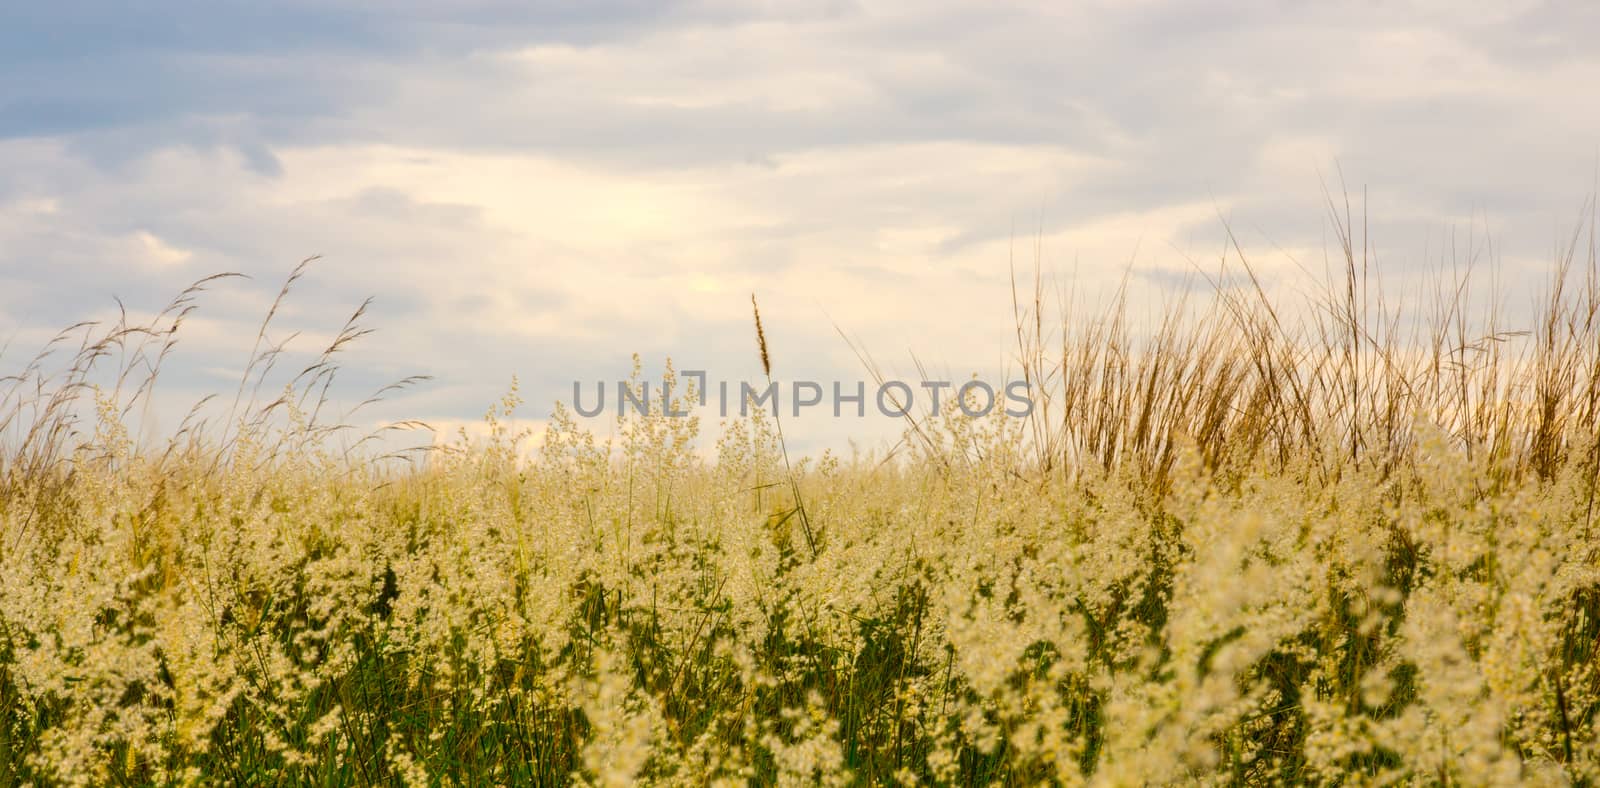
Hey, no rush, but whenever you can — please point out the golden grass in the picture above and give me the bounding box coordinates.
[2,206,1599,784]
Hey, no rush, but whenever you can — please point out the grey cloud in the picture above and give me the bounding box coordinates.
[5,0,1600,453]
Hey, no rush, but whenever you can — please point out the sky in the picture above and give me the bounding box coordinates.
[3,1,1599,456]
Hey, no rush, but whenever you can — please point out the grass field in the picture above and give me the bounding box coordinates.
[3,220,1600,785]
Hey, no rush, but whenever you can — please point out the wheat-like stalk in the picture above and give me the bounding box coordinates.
[750,293,816,558]
[752,293,772,378]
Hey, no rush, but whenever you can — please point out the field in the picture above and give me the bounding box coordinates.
[3,231,1600,785]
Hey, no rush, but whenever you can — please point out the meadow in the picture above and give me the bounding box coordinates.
[3,213,1599,785]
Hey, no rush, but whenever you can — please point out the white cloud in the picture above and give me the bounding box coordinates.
[3,0,1599,454]
[129,230,193,267]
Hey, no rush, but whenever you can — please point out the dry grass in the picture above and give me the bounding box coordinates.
[2,210,1599,785]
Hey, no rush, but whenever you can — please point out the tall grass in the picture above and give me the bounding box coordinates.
[1005,198,1600,494]
[2,209,1598,785]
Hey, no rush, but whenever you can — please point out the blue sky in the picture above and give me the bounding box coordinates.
[3,1,1599,453]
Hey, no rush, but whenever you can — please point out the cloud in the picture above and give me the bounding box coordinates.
[2,1,1599,453]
